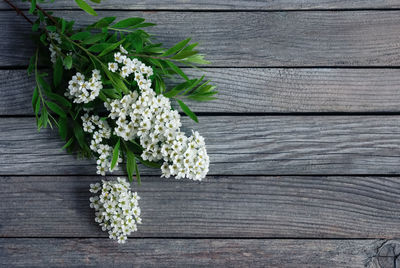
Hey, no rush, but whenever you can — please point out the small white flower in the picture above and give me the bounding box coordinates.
[108,62,118,72]
[89,178,141,243]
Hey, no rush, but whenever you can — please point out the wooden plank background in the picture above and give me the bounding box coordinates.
[1,1,400,267]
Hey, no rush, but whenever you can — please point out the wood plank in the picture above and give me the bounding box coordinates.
[1,116,400,176]
[3,68,400,115]
[1,175,400,238]
[0,238,386,267]
[1,0,400,10]
[3,11,400,67]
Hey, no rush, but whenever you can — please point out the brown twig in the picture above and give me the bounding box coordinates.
[3,0,34,25]
[32,1,58,25]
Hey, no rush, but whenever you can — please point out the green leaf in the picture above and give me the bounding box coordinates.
[171,50,198,60]
[37,76,51,94]
[137,157,162,168]
[73,122,88,150]
[32,86,39,114]
[98,38,125,57]
[126,149,137,182]
[58,117,68,140]
[90,16,116,28]
[74,0,98,16]
[27,55,36,75]
[61,137,74,149]
[176,99,198,123]
[110,139,120,170]
[112,18,145,28]
[47,92,72,108]
[46,25,57,32]
[162,38,191,57]
[70,31,91,41]
[183,54,210,65]
[46,101,66,118]
[188,91,217,101]
[63,55,73,69]
[41,107,49,128]
[88,43,109,53]
[61,19,67,33]
[163,79,195,98]
[82,33,107,44]
[165,60,189,80]
[90,0,101,3]
[29,0,36,14]
[53,57,63,87]
[32,22,39,32]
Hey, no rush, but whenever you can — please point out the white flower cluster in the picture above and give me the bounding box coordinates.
[81,113,122,175]
[104,48,209,180]
[90,178,141,244]
[47,32,61,64]
[66,70,103,104]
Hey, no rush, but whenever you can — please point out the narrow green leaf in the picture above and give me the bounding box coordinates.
[29,0,36,14]
[88,43,109,53]
[46,101,66,118]
[126,149,136,182]
[98,38,125,57]
[162,38,191,57]
[163,80,195,98]
[42,107,49,128]
[32,86,39,114]
[74,0,98,16]
[177,99,198,123]
[58,117,68,140]
[63,55,73,69]
[110,139,120,170]
[61,19,67,33]
[90,0,101,3]
[82,33,107,44]
[171,50,198,60]
[53,57,63,87]
[27,55,36,75]
[32,22,39,32]
[137,157,162,168]
[61,137,74,149]
[165,60,189,80]
[90,16,116,28]
[73,122,88,150]
[70,31,91,41]
[112,18,145,28]
[46,25,57,32]
[37,76,51,94]
[47,92,72,108]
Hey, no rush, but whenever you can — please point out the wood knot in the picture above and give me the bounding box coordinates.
[368,240,400,268]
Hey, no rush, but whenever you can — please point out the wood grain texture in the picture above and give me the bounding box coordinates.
[1,116,400,176]
[0,238,385,267]
[3,11,400,67]
[1,176,400,238]
[3,68,400,115]
[2,0,400,10]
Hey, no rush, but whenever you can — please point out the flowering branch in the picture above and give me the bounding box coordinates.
[11,0,217,243]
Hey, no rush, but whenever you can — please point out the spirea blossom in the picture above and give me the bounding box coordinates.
[47,32,61,64]
[66,69,103,104]
[90,178,142,244]
[81,113,122,175]
[103,50,209,180]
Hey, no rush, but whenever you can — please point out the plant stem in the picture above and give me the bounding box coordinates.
[3,0,34,25]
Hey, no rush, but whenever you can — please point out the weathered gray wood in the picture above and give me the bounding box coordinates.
[1,116,400,175]
[0,238,386,267]
[1,176,400,238]
[4,68,400,115]
[3,11,400,67]
[2,0,400,10]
